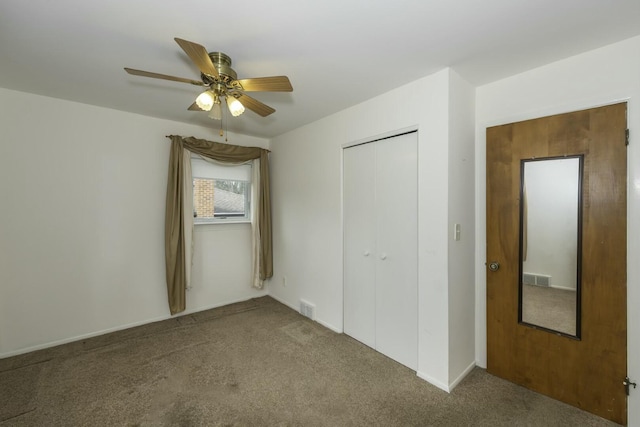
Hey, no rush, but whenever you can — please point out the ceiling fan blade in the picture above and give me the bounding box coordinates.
[124,68,204,86]
[235,76,293,92]
[188,102,203,111]
[235,93,276,117]
[174,38,219,78]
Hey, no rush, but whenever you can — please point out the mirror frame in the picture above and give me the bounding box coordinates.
[517,155,584,339]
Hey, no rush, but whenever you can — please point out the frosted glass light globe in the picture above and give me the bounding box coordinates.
[227,97,245,117]
[195,91,214,111]
[208,102,222,120]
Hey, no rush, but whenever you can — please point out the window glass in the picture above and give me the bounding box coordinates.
[191,158,251,223]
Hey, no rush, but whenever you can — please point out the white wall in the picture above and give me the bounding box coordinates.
[269,68,476,390]
[475,35,640,424]
[0,88,268,358]
[523,159,579,290]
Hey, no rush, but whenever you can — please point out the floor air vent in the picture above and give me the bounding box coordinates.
[523,273,551,287]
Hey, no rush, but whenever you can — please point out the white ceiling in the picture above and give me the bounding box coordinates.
[1,1,639,139]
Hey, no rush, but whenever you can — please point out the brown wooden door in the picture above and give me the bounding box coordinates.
[486,103,628,424]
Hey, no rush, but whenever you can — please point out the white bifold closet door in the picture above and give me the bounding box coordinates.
[343,131,418,370]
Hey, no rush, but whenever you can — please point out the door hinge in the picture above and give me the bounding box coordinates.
[626,129,629,146]
[624,376,637,396]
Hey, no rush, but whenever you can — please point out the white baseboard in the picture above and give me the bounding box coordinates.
[416,371,451,393]
[448,361,476,391]
[0,314,167,359]
[0,293,268,359]
[316,318,342,334]
[181,292,268,317]
[416,361,476,393]
[267,292,298,312]
[267,293,342,334]
[549,285,576,291]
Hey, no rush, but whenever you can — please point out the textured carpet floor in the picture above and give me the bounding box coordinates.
[0,297,618,426]
[522,284,577,335]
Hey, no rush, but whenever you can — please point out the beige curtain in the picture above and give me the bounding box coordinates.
[250,158,263,289]
[182,149,194,291]
[165,141,186,314]
[164,135,272,314]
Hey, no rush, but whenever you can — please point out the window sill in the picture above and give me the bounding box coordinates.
[194,220,251,226]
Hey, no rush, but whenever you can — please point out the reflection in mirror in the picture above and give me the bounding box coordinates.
[519,156,582,337]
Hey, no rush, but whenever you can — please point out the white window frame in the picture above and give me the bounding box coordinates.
[191,157,252,225]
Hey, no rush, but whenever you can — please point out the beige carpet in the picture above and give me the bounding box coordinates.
[522,284,577,335]
[0,297,617,426]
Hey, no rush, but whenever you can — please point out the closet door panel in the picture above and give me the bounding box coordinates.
[343,143,377,348]
[374,133,418,370]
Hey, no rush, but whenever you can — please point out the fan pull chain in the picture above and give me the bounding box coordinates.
[219,101,224,138]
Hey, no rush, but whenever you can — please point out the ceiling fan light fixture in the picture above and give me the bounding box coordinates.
[195,90,215,111]
[208,100,222,120]
[125,38,291,120]
[227,96,245,117]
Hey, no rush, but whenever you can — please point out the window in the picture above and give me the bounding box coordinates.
[191,157,252,224]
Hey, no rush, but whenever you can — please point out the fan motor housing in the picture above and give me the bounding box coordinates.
[201,52,237,85]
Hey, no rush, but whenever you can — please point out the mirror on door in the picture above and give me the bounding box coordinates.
[518,156,583,338]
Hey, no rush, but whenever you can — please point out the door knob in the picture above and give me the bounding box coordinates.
[363,250,370,257]
[380,253,387,260]
[488,262,500,272]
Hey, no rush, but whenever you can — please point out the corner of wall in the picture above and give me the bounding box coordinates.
[446,68,478,383]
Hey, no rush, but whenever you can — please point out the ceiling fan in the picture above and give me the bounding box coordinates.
[124,38,293,120]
